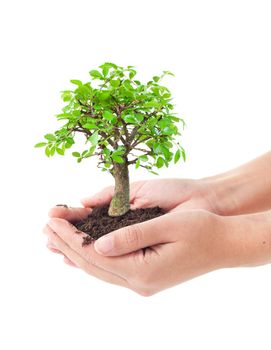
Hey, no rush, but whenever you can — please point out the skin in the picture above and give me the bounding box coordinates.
[44,151,271,296]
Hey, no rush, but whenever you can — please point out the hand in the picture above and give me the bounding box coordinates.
[80,178,222,214]
[43,209,232,295]
[45,178,224,274]
[46,206,91,266]
[45,177,221,267]
[46,177,220,263]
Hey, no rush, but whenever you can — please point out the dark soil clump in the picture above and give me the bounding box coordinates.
[75,205,164,246]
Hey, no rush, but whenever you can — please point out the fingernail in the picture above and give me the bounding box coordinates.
[94,234,114,254]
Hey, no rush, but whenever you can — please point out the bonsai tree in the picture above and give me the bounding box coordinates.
[35,63,185,217]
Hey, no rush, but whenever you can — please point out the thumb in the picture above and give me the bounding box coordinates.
[94,214,175,256]
[81,186,114,208]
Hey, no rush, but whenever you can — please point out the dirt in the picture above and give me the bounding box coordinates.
[74,205,164,246]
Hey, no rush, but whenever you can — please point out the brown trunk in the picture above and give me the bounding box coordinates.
[108,162,130,217]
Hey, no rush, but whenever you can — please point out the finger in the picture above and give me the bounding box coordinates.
[45,231,78,267]
[80,182,143,208]
[44,225,63,254]
[81,186,114,208]
[47,244,77,267]
[47,245,62,254]
[45,225,129,288]
[47,218,136,279]
[94,212,179,256]
[63,256,78,268]
[48,207,91,223]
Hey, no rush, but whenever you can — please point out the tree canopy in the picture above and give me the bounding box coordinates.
[35,62,185,174]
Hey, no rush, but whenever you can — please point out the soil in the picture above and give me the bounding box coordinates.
[74,205,164,246]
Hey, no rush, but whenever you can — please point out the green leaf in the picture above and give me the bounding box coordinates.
[84,123,97,129]
[65,137,74,148]
[102,66,109,77]
[174,149,181,163]
[123,113,143,124]
[35,142,47,148]
[161,146,172,161]
[153,76,160,82]
[123,80,133,90]
[89,70,103,79]
[44,134,56,141]
[139,155,148,162]
[89,145,96,155]
[161,126,177,135]
[168,115,180,122]
[112,154,124,163]
[75,87,92,101]
[56,148,65,156]
[144,101,160,108]
[45,146,51,157]
[163,70,175,77]
[102,148,111,157]
[61,91,73,102]
[156,157,164,168]
[72,152,80,157]
[181,148,186,162]
[112,148,125,156]
[89,131,99,146]
[153,142,163,154]
[110,79,120,87]
[129,70,136,79]
[70,80,82,86]
[135,159,140,169]
[101,62,117,69]
[65,142,73,149]
[123,114,136,123]
[98,91,110,100]
[81,148,96,158]
[149,170,159,175]
[179,118,186,128]
[134,114,144,123]
[102,110,115,121]
[158,117,171,129]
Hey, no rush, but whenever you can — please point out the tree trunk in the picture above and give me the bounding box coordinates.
[108,162,130,217]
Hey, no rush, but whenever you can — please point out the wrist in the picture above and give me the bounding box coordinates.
[219,211,271,268]
[199,172,243,216]
[200,152,271,216]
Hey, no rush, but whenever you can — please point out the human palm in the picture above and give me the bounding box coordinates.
[46,178,221,278]
[80,178,219,214]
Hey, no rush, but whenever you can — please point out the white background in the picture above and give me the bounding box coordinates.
[0,0,271,349]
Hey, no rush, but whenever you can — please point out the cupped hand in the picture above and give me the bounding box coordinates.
[80,178,221,214]
[45,178,224,285]
[43,209,232,296]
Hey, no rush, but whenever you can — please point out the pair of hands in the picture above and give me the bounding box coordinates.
[43,179,240,296]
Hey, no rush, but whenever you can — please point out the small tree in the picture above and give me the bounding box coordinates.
[35,63,185,216]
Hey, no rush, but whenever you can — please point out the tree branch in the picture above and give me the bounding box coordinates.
[72,127,91,137]
[99,131,115,148]
[131,136,152,148]
[128,126,140,143]
[127,150,152,165]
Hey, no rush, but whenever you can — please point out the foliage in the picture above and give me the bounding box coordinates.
[35,62,185,174]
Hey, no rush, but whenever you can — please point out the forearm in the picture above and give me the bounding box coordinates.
[222,210,271,268]
[203,151,271,215]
